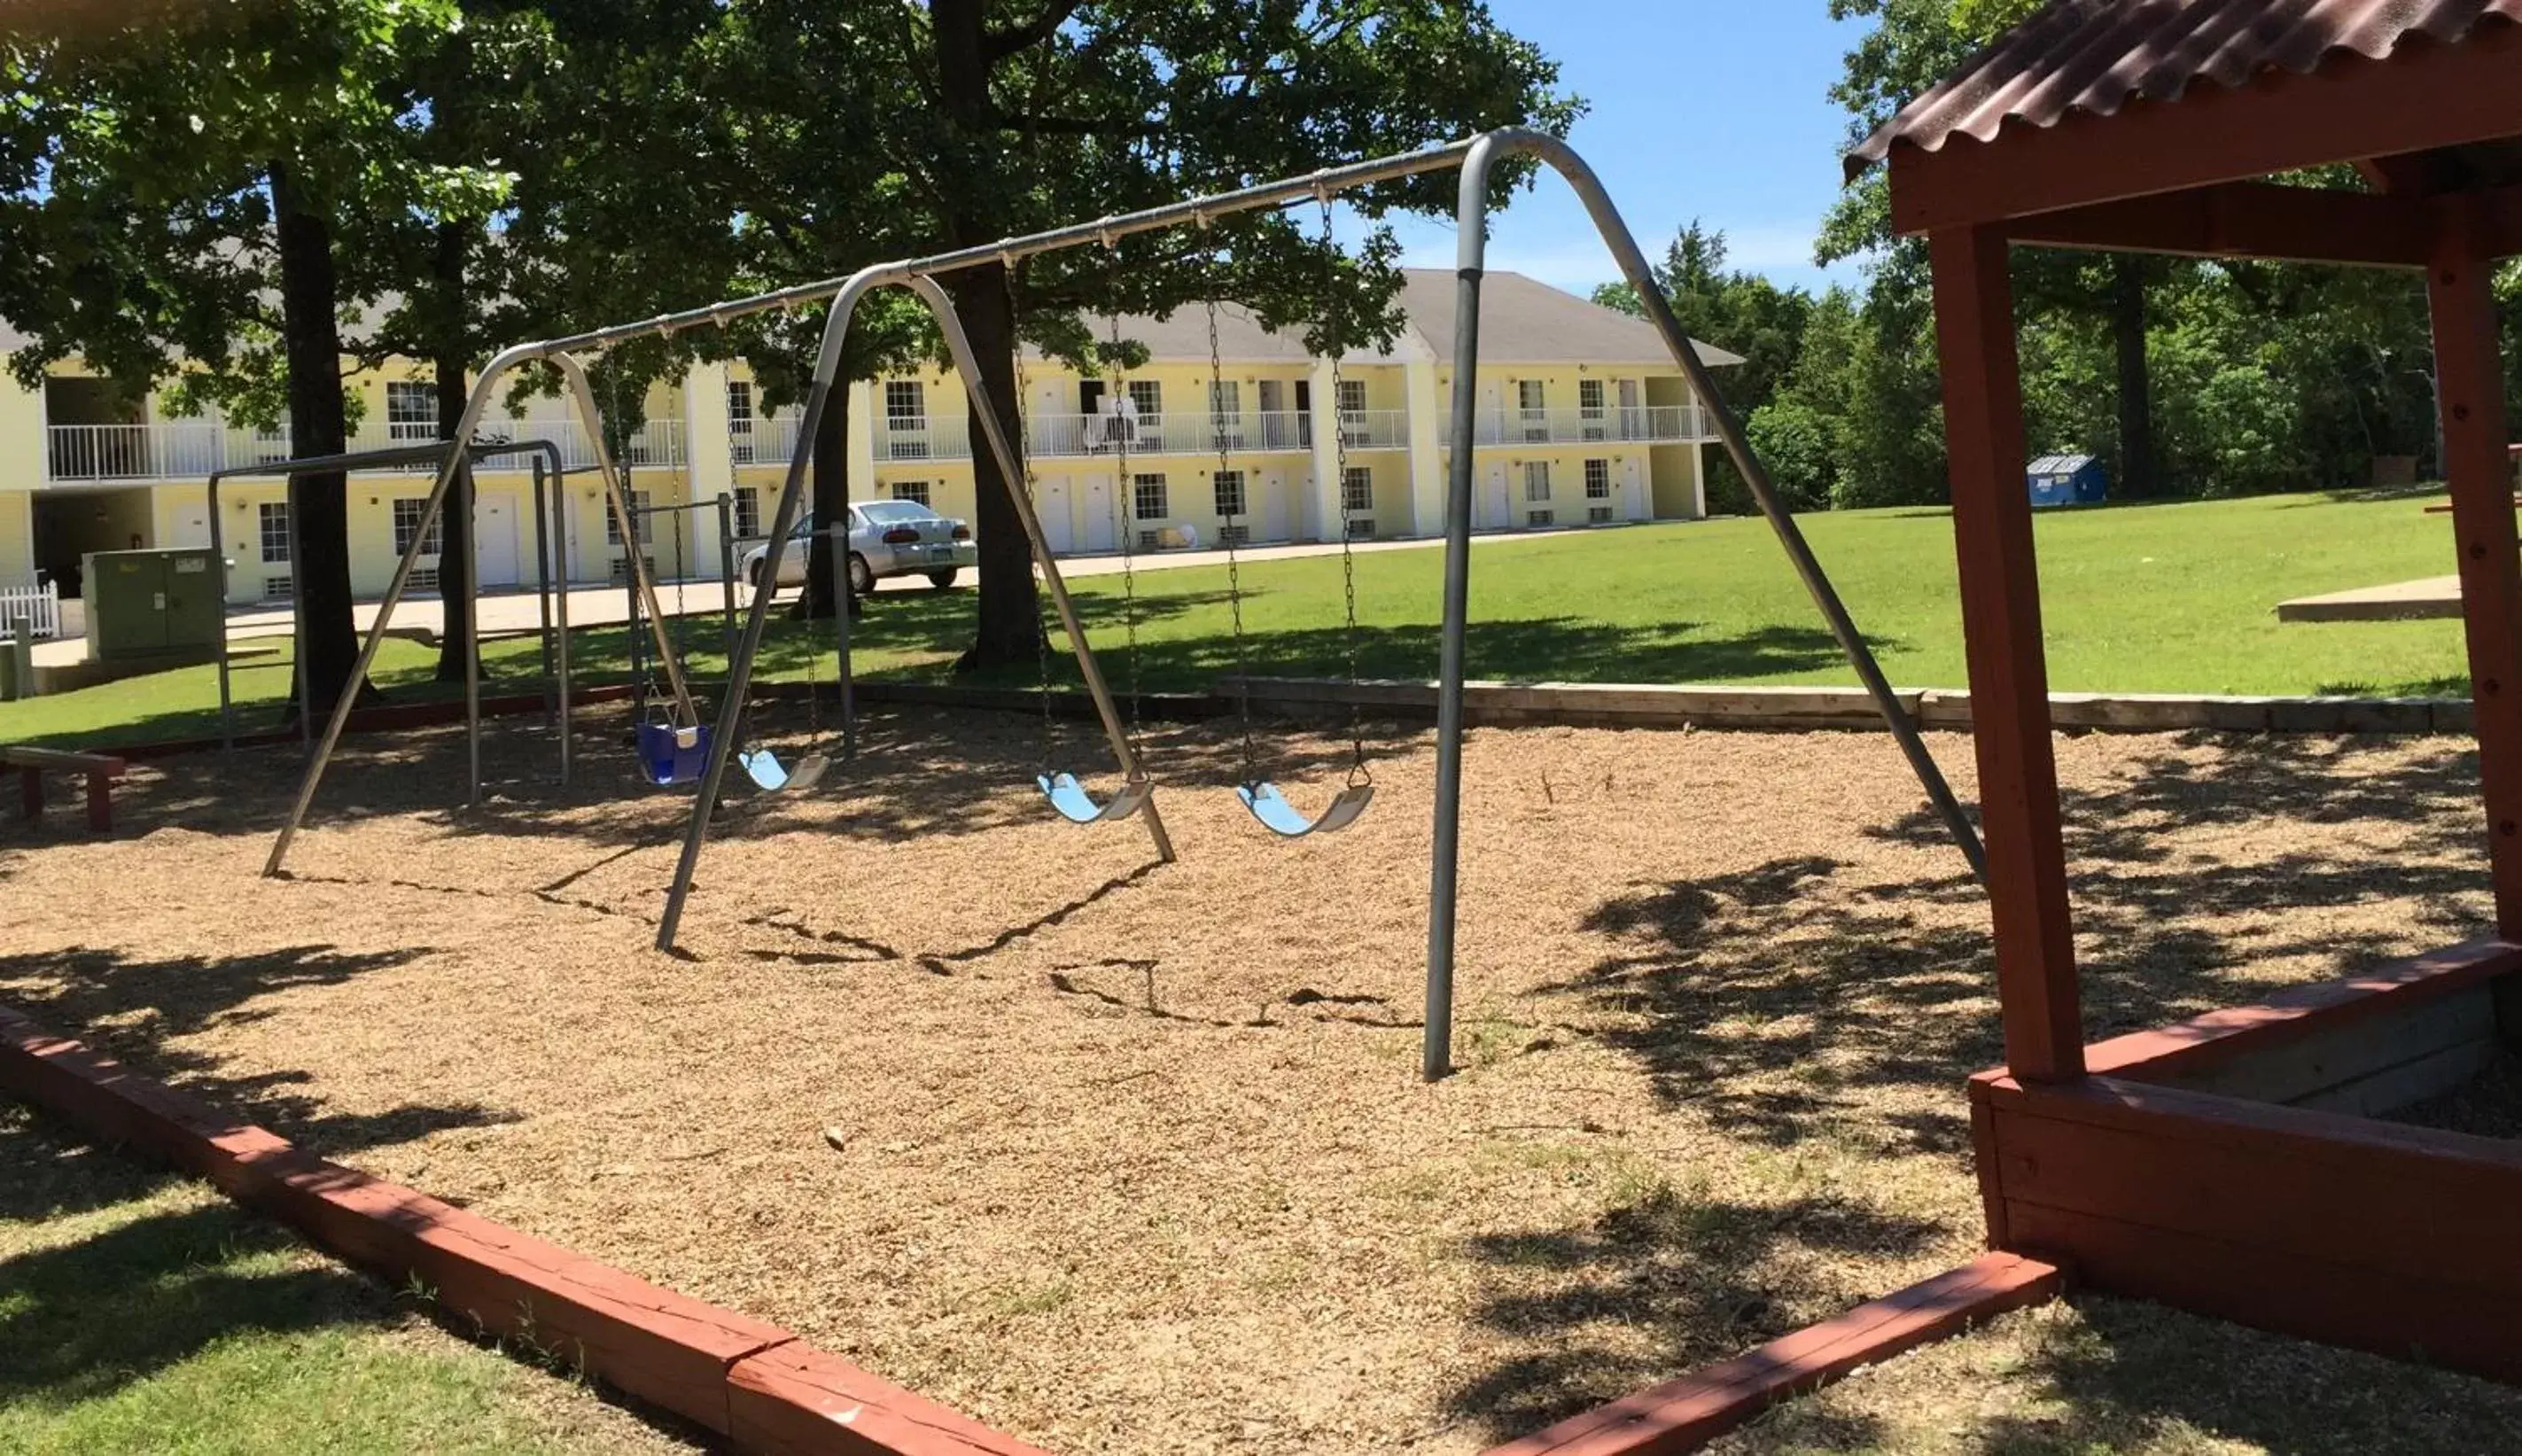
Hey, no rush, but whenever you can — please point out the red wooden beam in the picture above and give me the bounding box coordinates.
[1889,23,2522,235]
[1482,1253,2066,1456]
[2432,198,2522,936]
[1928,225,2083,1083]
[2004,182,2432,269]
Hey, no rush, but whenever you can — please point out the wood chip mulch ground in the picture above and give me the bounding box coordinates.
[0,705,2510,1455]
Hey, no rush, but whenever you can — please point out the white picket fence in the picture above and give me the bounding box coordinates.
[0,582,61,640]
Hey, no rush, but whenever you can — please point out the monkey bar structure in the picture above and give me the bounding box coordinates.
[261,127,1989,1085]
[1854,0,2522,1386]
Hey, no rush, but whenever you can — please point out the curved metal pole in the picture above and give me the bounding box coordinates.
[657,268,889,950]
[264,345,540,876]
[1417,130,1986,1082]
[904,273,1174,864]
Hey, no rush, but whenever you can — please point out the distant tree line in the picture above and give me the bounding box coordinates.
[1601,0,2522,516]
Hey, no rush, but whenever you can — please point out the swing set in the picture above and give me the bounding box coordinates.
[263,128,1986,1082]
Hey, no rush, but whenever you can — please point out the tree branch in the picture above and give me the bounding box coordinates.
[992,108,1165,138]
[982,0,1080,64]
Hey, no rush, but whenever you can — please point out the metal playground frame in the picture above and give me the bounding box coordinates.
[263,128,1987,1083]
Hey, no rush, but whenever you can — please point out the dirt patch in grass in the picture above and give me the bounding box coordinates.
[0,707,2502,1454]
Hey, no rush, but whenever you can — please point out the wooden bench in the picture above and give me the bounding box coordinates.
[2,746,128,833]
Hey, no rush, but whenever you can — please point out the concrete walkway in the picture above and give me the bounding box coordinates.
[2277,574,2462,623]
[29,525,1611,666]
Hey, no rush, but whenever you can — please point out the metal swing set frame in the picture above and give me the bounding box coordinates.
[263,128,1987,1083]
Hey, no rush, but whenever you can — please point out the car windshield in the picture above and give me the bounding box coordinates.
[859,501,940,524]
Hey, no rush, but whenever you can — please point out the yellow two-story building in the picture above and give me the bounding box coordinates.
[0,270,1736,611]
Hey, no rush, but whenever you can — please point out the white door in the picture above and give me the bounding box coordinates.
[1259,471,1289,541]
[1482,463,1510,530]
[1036,475,1075,554]
[474,495,520,588]
[1623,459,1648,521]
[1079,474,1117,553]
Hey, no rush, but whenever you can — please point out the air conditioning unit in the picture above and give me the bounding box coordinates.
[1346,518,1375,539]
[1588,507,1614,525]
[1526,510,1555,528]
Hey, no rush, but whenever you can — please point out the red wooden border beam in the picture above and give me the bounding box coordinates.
[1888,23,2522,236]
[2004,182,2432,269]
[1481,1253,2067,1456]
[2078,937,2522,1079]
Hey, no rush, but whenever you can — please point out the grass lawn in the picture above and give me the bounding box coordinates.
[0,1102,698,1456]
[0,490,2475,751]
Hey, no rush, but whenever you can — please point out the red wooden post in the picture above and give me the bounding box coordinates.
[18,767,37,824]
[2430,199,2522,937]
[1929,225,2083,1082]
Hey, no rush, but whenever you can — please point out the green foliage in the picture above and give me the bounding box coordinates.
[1594,222,1813,514]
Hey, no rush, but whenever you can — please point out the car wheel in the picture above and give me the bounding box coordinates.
[747,558,766,589]
[926,568,959,590]
[846,552,876,596]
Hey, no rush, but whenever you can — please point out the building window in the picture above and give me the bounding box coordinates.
[1588,506,1615,525]
[891,480,931,507]
[261,575,293,602]
[884,379,928,460]
[257,502,291,563]
[385,381,438,443]
[1133,472,1168,521]
[1517,380,1545,410]
[1523,461,1552,502]
[1527,509,1555,527]
[1346,518,1375,539]
[1579,379,1607,439]
[607,489,653,546]
[1218,524,1250,546]
[253,414,291,463]
[1211,469,1245,518]
[732,487,762,540]
[1336,379,1366,415]
[1584,459,1612,500]
[728,380,755,463]
[1127,380,1163,417]
[391,497,444,558]
[1342,466,1374,514]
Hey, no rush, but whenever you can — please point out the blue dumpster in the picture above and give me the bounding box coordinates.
[2028,454,2108,508]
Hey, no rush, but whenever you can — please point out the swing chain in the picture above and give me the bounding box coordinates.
[1320,195,1370,790]
[1209,290,1259,784]
[1009,263,1059,775]
[1107,306,1148,750]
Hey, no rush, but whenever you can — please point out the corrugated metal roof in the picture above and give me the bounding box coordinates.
[1847,0,2522,181]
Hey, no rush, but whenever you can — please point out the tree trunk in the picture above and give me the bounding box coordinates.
[432,219,476,681]
[792,381,858,619]
[934,0,1039,671]
[269,158,362,719]
[2112,256,2156,498]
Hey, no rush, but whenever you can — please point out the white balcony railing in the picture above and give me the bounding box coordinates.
[42,418,688,484]
[1437,404,1711,448]
[729,415,804,467]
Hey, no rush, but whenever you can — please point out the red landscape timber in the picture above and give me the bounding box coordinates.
[1481,1253,2066,1456]
[0,1003,1048,1456]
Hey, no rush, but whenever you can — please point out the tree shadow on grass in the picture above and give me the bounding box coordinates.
[0,944,515,1162]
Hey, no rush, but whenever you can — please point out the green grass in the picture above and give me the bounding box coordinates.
[0,491,2479,751]
[0,1102,698,1456]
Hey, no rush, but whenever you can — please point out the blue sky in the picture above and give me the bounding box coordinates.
[1376,2,1879,297]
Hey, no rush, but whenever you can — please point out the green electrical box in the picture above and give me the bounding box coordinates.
[82,549,224,665]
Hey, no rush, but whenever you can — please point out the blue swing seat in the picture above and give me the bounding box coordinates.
[1237,781,1374,838]
[636,720,713,787]
[1039,772,1150,825]
[739,744,830,793]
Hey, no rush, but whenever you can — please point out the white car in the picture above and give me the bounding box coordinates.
[740,501,977,594]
